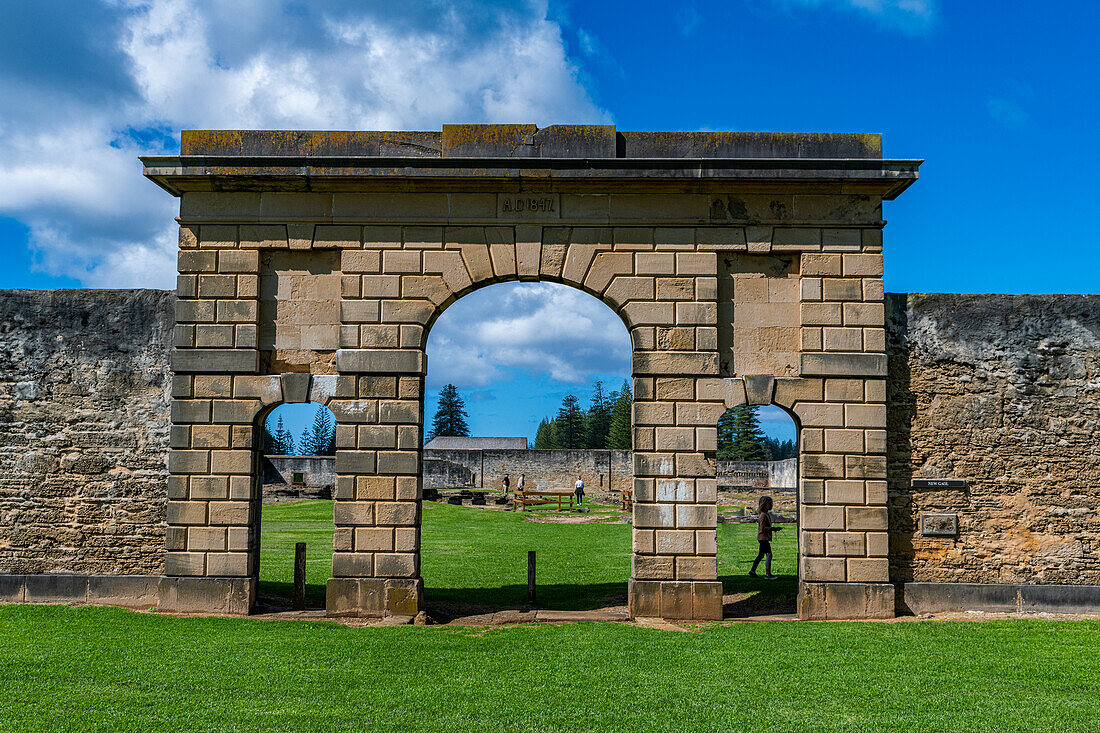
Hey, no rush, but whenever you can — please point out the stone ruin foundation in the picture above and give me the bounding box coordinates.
[1,125,1098,620]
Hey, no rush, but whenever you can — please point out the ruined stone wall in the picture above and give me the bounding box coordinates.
[0,289,174,575]
[423,448,633,493]
[887,294,1100,585]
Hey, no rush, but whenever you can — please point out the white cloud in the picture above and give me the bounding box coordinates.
[0,0,608,288]
[425,282,631,389]
[782,0,937,33]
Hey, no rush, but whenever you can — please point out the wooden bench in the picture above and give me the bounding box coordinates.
[512,489,575,512]
[619,488,633,512]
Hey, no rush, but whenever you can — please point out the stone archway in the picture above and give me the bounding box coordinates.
[151,124,915,620]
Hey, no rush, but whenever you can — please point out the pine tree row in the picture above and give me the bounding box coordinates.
[533,379,633,450]
[262,409,336,456]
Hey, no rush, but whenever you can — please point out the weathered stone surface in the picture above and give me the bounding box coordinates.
[888,294,1100,586]
[0,290,172,575]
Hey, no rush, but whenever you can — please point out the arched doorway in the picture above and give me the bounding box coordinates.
[715,402,800,616]
[253,401,337,611]
[418,281,633,620]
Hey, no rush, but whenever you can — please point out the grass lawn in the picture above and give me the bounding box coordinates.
[1,605,1099,732]
[258,500,798,612]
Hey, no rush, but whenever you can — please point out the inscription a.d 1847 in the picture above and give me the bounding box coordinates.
[497,194,560,219]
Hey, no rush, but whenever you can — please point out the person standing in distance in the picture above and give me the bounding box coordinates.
[574,475,585,507]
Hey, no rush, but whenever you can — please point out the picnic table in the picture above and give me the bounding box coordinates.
[512,489,575,512]
[618,488,633,512]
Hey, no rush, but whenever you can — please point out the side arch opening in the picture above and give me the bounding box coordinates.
[715,402,800,617]
[253,401,337,611]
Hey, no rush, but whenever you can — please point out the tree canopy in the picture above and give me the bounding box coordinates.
[428,384,470,441]
[534,379,632,450]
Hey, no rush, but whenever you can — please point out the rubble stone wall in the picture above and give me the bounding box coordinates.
[0,289,174,575]
[887,294,1100,584]
[422,448,633,493]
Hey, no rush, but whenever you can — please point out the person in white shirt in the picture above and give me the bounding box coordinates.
[574,476,585,505]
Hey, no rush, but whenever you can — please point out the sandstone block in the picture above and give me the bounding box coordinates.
[632,555,675,580]
[842,254,883,277]
[843,302,884,327]
[178,251,216,273]
[801,557,846,582]
[354,527,394,552]
[377,451,418,474]
[801,302,842,326]
[633,351,719,376]
[847,558,889,583]
[336,349,425,375]
[675,557,717,581]
[206,553,248,577]
[361,275,401,299]
[336,451,376,475]
[210,450,251,475]
[189,475,229,500]
[824,429,864,454]
[674,401,726,426]
[375,501,418,526]
[802,505,845,531]
[211,400,260,424]
[825,531,866,557]
[845,455,887,479]
[799,352,887,377]
[208,501,250,526]
[375,553,418,578]
[356,476,396,501]
[801,479,825,504]
[656,479,694,502]
[846,506,888,531]
[218,250,260,273]
[801,453,844,479]
[332,553,373,577]
[383,250,422,274]
[334,502,374,526]
[823,327,863,352]
[773,377,823,407]
[168,449,209,474]
[167,501,207,526]
[676,504,717,528]
[585,252,633,293]
[801,254,841,276]
[655,529,695,554]
[634,529,655,554]
[172,349,259,374]
[824,479,865,504]
[793,402,844,428]
[634,503,675,528]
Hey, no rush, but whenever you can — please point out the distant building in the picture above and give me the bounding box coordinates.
[423,436,527,450]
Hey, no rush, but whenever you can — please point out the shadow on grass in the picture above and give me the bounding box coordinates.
[720,573,797,617]
[426,581,628,617]
[257,581,328,611]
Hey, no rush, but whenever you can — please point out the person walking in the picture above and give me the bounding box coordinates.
[517,473,525,492]
[574,475,585,507]
[502,474,510,496]
[749,495,782,580]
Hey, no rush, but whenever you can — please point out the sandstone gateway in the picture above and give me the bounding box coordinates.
[2,125,1098,620]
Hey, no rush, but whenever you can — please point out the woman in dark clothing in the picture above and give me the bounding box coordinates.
[749,495,782,580]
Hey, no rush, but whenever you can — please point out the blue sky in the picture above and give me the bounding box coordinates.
[3,0,1097,442]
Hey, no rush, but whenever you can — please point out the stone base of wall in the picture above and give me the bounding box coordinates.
[0,574,161,608]
[325,577,424,618]
[797,581,895,620]
[157,577,254,615]
[628,580,723,620]
[899,583,1100,616]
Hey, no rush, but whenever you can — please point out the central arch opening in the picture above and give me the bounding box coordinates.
[420,281,633,621]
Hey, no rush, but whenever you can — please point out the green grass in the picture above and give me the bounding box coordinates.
[1,605,1099,732]
[258,500,798,612]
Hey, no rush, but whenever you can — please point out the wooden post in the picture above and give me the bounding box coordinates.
[527,550,536,605]
[293,542,306,611]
